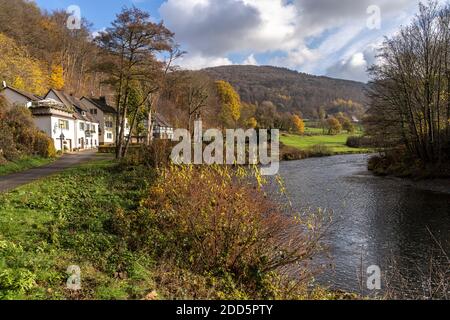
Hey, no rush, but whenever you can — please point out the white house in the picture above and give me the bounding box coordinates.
[0,82,40,107]
[151,113,174,140]
[80,96,130,145]
[45,89,100,150]
[29,99,76,152]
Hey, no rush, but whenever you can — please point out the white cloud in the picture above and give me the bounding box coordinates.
[176,53,233,70]
[159,0,420,79]
[243,54,258,66]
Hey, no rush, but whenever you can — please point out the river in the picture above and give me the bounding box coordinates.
[279,154,450,299]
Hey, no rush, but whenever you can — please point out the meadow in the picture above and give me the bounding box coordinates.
[280,121,371,156]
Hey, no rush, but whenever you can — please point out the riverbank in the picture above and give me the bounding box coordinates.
[280,133,371,161]
[0,158,357,300]
[368,153,450,179]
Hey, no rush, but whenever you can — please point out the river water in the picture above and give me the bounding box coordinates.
[278,154,450,298]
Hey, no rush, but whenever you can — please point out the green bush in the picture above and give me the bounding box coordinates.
[0,97,56,160]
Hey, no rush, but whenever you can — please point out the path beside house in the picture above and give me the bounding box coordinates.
[0,151,111,193]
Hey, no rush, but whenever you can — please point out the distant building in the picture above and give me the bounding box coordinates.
[152,113,174,140]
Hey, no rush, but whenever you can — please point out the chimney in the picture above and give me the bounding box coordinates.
[99,96,106,104]
[2,81,6,88]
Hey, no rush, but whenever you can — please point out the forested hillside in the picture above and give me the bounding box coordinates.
[0,0,105,96]
[203,65,368,118]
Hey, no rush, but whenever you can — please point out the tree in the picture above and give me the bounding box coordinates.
[50,65,65,90]
[216,80,241,128]
[292,114,305,135]
[0,33,46,95]
[342,118,355,133]
[327,117,342,135]
[336,112,355,133]
[246,117,258,129]
[367,1,450,165]
[95,6,175,159]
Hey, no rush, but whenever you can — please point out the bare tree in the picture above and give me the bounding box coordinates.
[367,1,450,166]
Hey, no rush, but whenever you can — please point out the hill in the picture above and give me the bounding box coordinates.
[202,65,368,118]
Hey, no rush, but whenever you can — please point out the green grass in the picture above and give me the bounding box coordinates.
[0,157,359,300]
[0,159,157,300]
[0,157,55,176]
[281,132,371,155]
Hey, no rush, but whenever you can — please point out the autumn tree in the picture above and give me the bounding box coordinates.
[216,80,241,128]
[292,114,305,135]
[327,117,342,135]
[0,33,46,94]
[50,65,65,90]
[95,7,175,159]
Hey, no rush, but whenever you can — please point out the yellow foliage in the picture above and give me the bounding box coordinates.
[50,65,64,90]
[246,117,258,129]
[215,80,241,127]
[292,114,305,135]
[0,33,47,95]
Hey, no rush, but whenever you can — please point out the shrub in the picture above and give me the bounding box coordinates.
[33,130,56,158]
[121,140,176,168]
[306,144,333,157]
[346,136,374,148]
[114,165,327,298]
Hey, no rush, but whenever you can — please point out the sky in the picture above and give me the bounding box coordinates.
[34,0,427,83]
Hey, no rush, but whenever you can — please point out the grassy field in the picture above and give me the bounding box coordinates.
[0,159,157,300]
[281,133,371,154]
[281,121,370,156]
[0,157,55,176]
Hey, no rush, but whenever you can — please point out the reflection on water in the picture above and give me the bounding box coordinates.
[279,154,450,298]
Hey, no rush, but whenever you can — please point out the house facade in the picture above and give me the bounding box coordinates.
[80,96,129,145]
[29,99,76,152]
[152,113,174,140]
[45,89,99,150]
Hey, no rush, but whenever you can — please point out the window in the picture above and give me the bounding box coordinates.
[59,120,69,130]
[107,133,113,139]
[91,125,96,133]
[90,109,97,115]
[105,121,113,129]
[80,123,85,131]
[86,124,91,131]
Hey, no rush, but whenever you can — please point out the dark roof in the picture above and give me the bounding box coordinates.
[153,113,172,128]
[82,97,117,114]
[47,89,98,123]
[1,86,40,101]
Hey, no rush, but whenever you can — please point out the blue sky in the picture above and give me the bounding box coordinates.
[34,0,424,82]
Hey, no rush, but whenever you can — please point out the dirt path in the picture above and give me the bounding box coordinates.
[0,151,110,193]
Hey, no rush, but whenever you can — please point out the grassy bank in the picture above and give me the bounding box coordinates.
[0,157,55,176]
[0,158,357,300]
[280,133,371,159]
[0,159,158,300]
